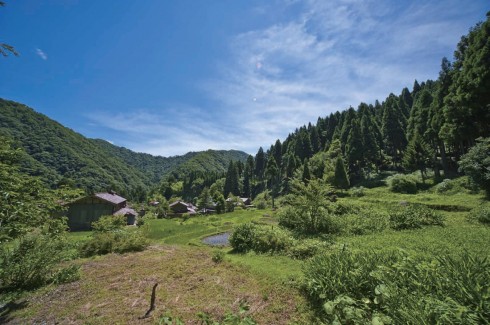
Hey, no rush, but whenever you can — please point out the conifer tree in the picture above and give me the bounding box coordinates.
[254,147,266,179]
[345,119,363,176]
[382,94,408,166]
[332,156,350,190]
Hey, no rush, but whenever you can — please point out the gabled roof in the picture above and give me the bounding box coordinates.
[113,207,137,217]
[95,192,126,205]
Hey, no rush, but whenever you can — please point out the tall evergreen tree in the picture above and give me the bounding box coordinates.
[332,156,350,190]
[345,119,364,176]
[254,147,266,180]
[441,14,490,153]
[382,94,408,166]
[224,161,239,196]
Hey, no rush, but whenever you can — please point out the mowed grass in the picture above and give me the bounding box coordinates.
[5,246,312,324]
[144,208,276,245]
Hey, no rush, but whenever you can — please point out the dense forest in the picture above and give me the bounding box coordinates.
[0,99,248,201]
[201,13,490,203]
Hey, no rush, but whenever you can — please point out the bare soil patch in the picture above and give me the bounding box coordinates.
[6,245,310,324]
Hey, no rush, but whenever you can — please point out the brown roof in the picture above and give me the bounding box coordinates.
[113,207,137,217]
[95,192,126,205]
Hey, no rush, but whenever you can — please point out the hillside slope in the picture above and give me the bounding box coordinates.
[0,99,248,195]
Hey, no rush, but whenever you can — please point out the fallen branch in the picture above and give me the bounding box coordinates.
[140,282,158,319]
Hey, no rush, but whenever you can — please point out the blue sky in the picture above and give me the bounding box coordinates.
[1,0,488,156]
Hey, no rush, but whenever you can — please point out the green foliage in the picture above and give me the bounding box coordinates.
[91,215,127,232]
[0,99,248,195]
[386,173,418,194]
[79,216,148,257]
[229,222,328,259]
[0,232,80,291]
[278,179,338,235]
[332,156,350,190]
[467,205,490,225]
[304,250,490,324]
[459,137,490,198]
[337,209,389,235]
[350,186,365,197]
[79,230,148,257]
[252,191,270,210]
[211,250,225,263]
[389,204,445,230]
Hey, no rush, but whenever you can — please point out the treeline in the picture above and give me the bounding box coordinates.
[237,13,490,199]
[152,14,490,205]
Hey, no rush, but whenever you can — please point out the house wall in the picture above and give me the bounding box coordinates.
[67,197,114,231]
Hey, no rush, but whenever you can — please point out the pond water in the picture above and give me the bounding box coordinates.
[202,232,230,246]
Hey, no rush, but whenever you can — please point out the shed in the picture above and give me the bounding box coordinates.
[66,192,136,231]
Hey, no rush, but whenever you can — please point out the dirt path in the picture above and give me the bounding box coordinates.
[5,245,311,324]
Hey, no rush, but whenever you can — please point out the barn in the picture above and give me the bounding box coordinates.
[66,192,137,231]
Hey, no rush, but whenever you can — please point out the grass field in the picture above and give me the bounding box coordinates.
[8,178,490,324]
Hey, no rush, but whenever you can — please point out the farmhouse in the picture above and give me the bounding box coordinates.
[66,192,137,231]
[169,200,197,216]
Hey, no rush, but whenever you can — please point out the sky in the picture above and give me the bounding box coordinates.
[1,0,489,157]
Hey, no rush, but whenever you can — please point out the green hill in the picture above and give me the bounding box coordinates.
[0,99,248,196]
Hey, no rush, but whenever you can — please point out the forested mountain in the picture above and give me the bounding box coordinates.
[223,13,490,200]
[0,99,248,199]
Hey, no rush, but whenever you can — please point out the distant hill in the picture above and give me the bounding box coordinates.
[0,99,248,195]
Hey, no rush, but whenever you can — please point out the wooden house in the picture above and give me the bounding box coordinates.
[66,192,137,231]
[169,201,197,216]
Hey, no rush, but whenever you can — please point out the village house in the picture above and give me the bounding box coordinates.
[66,192,137,231]
[169,200,197,216]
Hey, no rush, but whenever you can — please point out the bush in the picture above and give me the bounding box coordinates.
[338,209,389,235]
[79,230,149,257]
[350,186,365,197]
[0,233,80,291]
[303,250,490,324]
[92,215,127,232]
[229,223,258,253]
[288,238,329,259]
[467,205,490,225]
[387,174,418,194]
[278,206,339,235]
[211,250,225,263]
[389,204,444,230]
[230,223,328,258]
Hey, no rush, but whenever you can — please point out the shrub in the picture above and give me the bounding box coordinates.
[303,250,490,324]
[0,233,80,291]
[387,174,418,194]
[229,223,258,253]
[230,223,327,258]
[435,178,454,193]
[467,205,490,225]
[278,206,339,235]
[92,215,126,232]
[211,250,225,263]
[389,204,444,230]
[339,209,389,235]
[79,230,149,257]
[351,186,365,197]
[288,238,329,259]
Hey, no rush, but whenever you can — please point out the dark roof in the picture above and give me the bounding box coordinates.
[113,207,137,216]
[95,192,126,205]
[169,201,195,208]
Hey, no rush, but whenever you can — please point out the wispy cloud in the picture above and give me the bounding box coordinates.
[87,0,485,157]
[36,48,48,60]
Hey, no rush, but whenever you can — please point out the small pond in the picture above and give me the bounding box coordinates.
[202,232,230,246]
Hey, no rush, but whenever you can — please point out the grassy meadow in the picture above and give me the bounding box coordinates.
[5,176,490,324]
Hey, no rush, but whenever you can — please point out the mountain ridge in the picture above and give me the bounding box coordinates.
[0,98,249,197]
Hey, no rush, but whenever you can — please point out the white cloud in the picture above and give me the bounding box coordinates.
[36,48,48,60]
[87,0,485,157]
